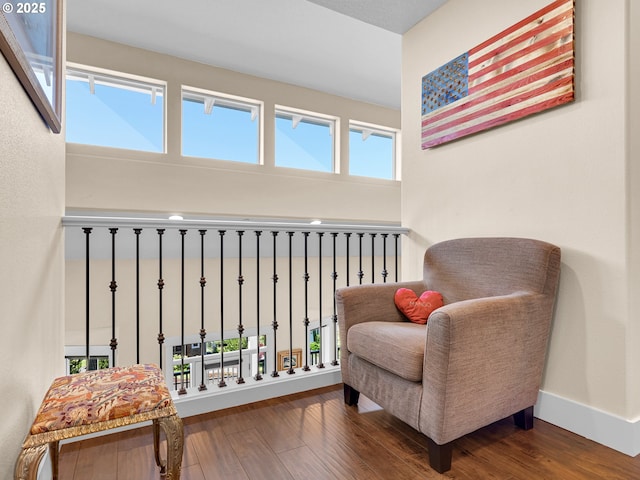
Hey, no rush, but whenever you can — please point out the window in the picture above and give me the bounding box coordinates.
[275,107,337,173]
[66,356,109,374]
[66,66,165,152]
[182,88,261,164]
[349,122,397,180]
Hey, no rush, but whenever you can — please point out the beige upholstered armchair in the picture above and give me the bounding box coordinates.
[336,237,561,473]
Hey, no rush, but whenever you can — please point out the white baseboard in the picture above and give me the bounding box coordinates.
[173,364,342,418]
[535,390,640,457]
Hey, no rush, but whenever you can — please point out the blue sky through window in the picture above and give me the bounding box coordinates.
[66,78,164,152]
[182,98,258,163]
[349,129,394,180]
[275,115,333,173]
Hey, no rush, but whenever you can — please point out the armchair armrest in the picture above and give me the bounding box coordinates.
[336,280,425,385]
[336,280,425,330]
[420,291,553,445]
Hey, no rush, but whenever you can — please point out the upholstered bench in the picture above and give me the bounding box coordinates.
[14,364,183,480]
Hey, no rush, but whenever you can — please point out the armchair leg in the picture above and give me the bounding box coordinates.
[343,384,360,406]
[513,406,534,430]
[426,437,453,473]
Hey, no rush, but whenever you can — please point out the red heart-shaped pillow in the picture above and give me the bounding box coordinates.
[394,288,443,324]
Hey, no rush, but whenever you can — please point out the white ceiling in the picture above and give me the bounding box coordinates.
[66,0,447,110]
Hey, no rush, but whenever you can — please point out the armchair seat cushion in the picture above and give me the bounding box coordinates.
[347,321,427,382]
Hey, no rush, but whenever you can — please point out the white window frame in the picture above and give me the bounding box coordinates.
[64,345,112,375]
[182,86,264,165]
[66,63,167,152]
[349,120,400,180]
[275,105,340,173]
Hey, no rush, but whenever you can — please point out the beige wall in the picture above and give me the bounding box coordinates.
[402,0,638,422]
[0,52,66,478]
[627,0,640,418]
[65,33,401,224]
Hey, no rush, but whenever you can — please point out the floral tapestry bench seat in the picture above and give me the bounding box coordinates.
[14,364,183,480]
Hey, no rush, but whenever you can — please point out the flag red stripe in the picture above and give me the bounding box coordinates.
[422,76,573,139]
[422,91,575,149]
[422,58,573,128]
[469,13,572,70]
[469,0,572,55]
[469,42,573,94]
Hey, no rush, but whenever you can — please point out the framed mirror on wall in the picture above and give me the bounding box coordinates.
[0,0,63,133]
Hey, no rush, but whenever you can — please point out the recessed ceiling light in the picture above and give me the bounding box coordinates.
[310,219,322,225]
[169,215,183,221]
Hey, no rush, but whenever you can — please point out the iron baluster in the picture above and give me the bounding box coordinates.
[302,232,311,371]
[134,228,142,364]
[271,231,279,378]
[254,231,263,380]
[382,233,389,283]
[237,230,245,384]
[357,233,364,284]
[331,232,339,366]
[157,229,165,368]
[345,232,351,287]
[178,230,188,395]
[370,233,377,284]
[83,227,92,369]
[199,230,207,391]
[394,233,400,282]
[287,232,295,375]
[317,232,325,369]
[331,233,338,366]
[218,230,227,388]
[109,228,118,367]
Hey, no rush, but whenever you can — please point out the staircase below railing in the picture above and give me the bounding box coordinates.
[62,214,408,417]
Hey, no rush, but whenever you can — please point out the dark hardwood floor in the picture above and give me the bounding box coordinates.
[58,384,640,479]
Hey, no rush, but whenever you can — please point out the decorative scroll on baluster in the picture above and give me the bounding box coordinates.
[331,232,339,366]
[237,230,245,384]
[134,228,142,364]
[83,227,92,368]
[370,233,377,284]
[198,230,207,391]
[254,231,263,381]
[394,233,400,282]
[381,233,389,283]
[109,228,118,367]
[218,230,227,388]
[157,229,165,368]
[317,232,325,369]
[271,231,279,378]
[302,232,311,371]
[286,232,295,375]
[357,233,364,285]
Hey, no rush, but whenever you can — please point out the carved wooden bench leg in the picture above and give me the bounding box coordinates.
[154,414,184,479]
[14,444,47,480]
[343,384,360,406]
[513,406,535,430]
[152,418,165,474]
[49,441,60,480]
[426,437,453,474]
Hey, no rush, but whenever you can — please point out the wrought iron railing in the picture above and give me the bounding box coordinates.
[62,215,408,407]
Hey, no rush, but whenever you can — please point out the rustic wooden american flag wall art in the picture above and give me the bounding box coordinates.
[421,0,575,149]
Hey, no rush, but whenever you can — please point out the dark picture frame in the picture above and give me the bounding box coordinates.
[0,1,63,133]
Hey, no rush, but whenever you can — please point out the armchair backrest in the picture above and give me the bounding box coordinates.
[423,237,561,304]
